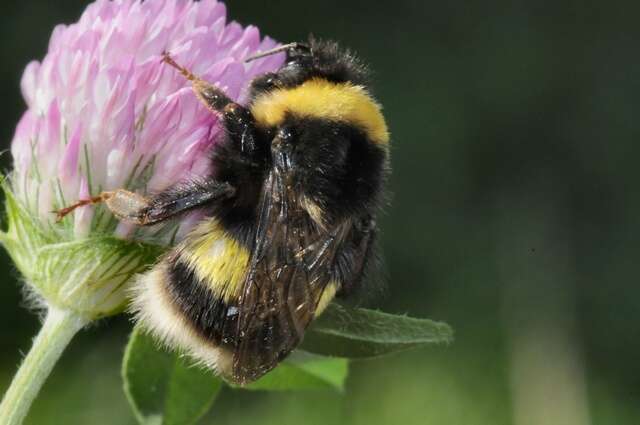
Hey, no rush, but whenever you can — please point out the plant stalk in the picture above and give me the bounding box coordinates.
[0,307,87,425]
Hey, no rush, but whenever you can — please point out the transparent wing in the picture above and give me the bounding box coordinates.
[230,168,345,384]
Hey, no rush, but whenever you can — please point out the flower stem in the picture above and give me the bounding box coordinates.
[0,307,87,425]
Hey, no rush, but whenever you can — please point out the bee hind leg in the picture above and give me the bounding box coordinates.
[55,180,235,226]
[54,192,114,222]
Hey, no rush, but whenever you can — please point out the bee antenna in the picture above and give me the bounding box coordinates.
[244,42,310,63]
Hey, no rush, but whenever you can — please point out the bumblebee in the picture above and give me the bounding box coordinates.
[57,39,389,384]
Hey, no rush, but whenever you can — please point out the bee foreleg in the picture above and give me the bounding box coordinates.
[162,52,260,156]
[56,180,235,225]
[162,52,238,114]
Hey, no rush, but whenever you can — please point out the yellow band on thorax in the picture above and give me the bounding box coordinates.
[250,78,389,145]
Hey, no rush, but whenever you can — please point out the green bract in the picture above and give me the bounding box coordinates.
[0,183,163,320]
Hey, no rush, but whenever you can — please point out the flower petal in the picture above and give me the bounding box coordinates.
[10,0,284,241]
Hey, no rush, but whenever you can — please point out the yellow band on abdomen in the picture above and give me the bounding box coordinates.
[178,219,251,302]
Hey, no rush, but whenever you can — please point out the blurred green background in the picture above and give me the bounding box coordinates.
[1,0,639,424]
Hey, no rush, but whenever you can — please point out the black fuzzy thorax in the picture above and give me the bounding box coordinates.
[277,116,387,223]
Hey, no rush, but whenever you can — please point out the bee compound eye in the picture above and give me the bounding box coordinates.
[277,127,294,141]
[288,43,311,59]
[262,75,280,90]
[266,76,279,87]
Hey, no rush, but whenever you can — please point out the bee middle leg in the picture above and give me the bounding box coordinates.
[333,216,377,297]
[56,180,235,225]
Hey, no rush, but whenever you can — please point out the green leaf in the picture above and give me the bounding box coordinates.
[301,303,454,358]
[242,352,348,392]
[123,326,223,425]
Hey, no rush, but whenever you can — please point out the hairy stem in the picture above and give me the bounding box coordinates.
[0,307,87,425]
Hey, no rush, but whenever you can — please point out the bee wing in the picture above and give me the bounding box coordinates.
[230,169,343,384]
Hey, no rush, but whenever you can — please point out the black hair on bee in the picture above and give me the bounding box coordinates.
[57,38,390,385]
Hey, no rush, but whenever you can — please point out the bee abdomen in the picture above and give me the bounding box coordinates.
[165,259,240,346]
[130,218,250,375]
[129,260,234,374]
